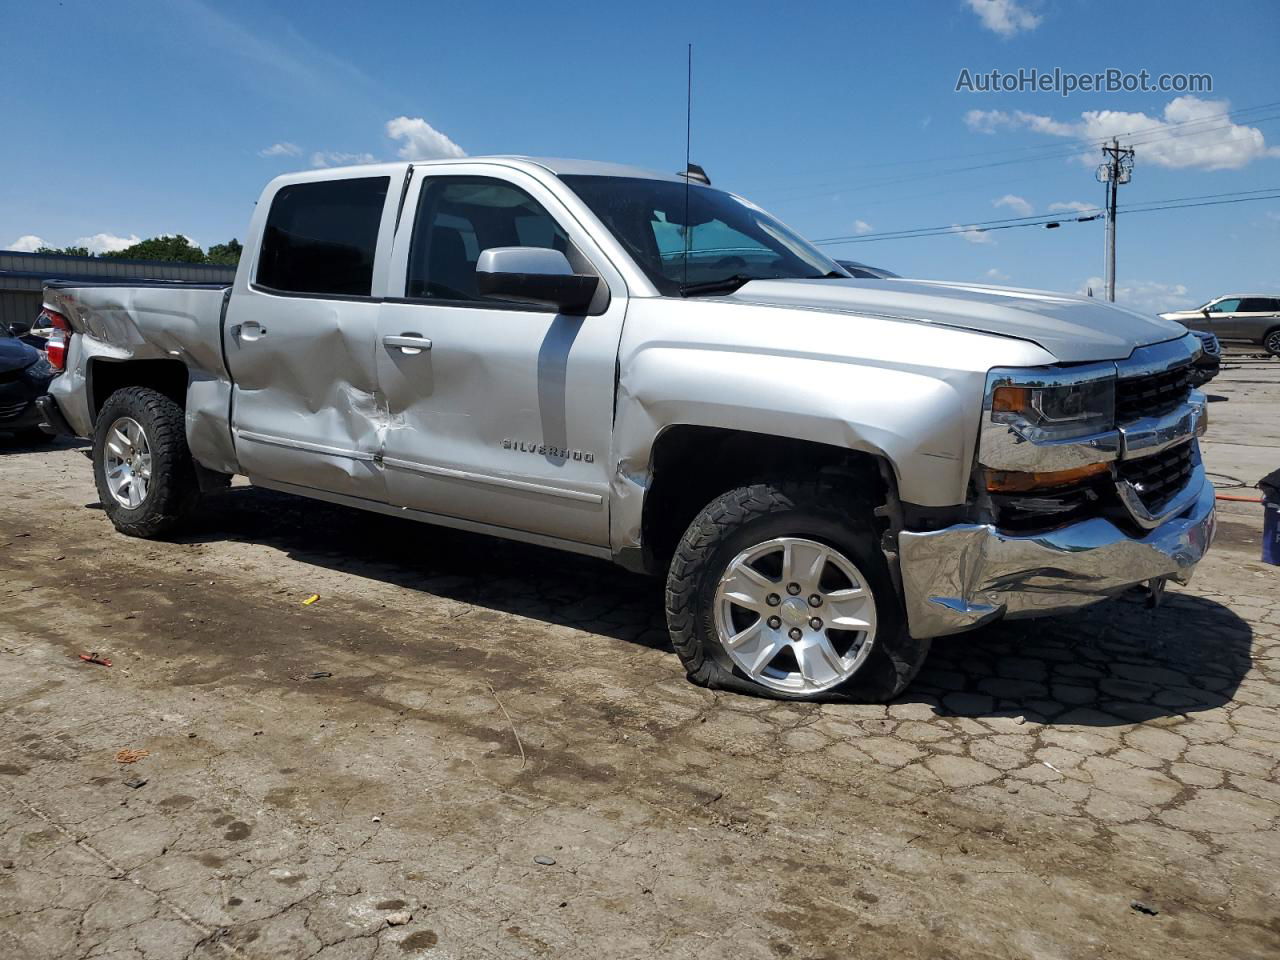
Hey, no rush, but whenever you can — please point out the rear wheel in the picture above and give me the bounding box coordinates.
[665,478,930,702]
[1264,327,1280,358]
[92,386,199,537]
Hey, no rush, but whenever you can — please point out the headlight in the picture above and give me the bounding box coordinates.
[990,377,1115,442]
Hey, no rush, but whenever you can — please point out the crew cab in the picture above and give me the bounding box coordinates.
[40,157,1216,701]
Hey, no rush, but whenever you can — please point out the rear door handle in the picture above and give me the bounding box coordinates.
[383,334,433,355]
[237,321,267,342]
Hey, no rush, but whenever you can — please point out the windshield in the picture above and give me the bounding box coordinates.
[560,175,841,296]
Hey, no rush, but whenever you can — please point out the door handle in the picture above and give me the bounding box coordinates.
[237,321,267,342]
[383,334,433,355]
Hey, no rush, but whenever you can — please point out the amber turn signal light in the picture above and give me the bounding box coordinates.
[985,461,1110,493]
[991,385,1031,414]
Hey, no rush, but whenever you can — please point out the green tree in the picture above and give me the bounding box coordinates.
[205,239,243,266]
[104,235,206,263]
[35,245,91,257]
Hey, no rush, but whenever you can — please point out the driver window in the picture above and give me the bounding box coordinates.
[406,177,573,303]
[1208,298,1240,314]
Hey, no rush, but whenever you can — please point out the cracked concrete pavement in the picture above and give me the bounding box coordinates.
[1,356,1277,959]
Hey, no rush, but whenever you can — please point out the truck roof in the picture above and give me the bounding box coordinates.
[293,156,689,185]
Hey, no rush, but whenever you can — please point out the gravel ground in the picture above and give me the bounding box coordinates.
[1,358,1277,959]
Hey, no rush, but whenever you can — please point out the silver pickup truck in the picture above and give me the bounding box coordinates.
[39,157,1216,702]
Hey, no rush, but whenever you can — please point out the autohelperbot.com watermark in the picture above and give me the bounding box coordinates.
[955,67,1212,97]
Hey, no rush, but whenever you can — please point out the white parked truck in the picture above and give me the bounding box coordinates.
[39,157,1215,701]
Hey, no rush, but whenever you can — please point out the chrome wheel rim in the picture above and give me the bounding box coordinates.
[103,417,152,509]
[1266,331,1280,356]
[713,537,878,694]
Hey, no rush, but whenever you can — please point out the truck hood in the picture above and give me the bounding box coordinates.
[724,278,1187,363]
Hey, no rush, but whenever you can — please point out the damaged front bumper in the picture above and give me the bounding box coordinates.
[897,468,1217,638]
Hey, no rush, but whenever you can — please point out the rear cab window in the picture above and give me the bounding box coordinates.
[256,177,390,297]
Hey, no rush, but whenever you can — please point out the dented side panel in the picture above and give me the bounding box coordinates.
[608,296,1057,554]
[44,284,238,473]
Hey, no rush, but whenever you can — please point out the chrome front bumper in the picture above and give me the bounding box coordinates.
[897,466,1217,639]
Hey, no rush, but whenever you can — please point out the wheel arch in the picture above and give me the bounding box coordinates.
[618,422,901,576]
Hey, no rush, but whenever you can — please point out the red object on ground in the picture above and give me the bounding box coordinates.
[78,653,112,667]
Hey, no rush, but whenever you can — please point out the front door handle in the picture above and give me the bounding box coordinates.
[383,334,433,355]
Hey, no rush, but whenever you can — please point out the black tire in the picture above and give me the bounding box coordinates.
[665,478,930,702]
[92,386,199,538]
[1264,327,1280,358]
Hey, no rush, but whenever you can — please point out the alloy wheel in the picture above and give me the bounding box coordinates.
[713,537,878,694]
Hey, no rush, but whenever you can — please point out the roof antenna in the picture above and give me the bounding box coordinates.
[682,42,692,291]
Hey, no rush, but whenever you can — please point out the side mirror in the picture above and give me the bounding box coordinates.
[8,322,31,337]
[1201,308,1211,317]
[476,247,599,315]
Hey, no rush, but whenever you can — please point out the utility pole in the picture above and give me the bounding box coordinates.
[1096,138,1134,302]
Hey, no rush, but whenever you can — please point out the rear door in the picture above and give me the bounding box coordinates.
[224,171,397,500]
[1234,297,1280,342]
[375,164,628,547]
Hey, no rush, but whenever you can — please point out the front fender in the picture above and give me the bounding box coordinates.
[610,297,1056,554]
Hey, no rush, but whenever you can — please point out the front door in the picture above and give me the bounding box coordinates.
[375,166,628,547]
[225,172,397,500]
[1203,297,1242,339]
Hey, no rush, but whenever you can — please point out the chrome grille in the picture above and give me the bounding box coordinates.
[1116,363,1193,422]
[1116,442,1195,514]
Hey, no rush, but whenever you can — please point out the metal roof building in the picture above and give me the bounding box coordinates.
[0,249,236,329]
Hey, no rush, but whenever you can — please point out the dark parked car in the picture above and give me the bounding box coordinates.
[0,323,56,443]
[9,313,55,353]
[836,259,900,279]
[1187,329,1221,387]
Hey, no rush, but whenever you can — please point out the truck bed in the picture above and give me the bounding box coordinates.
[43,281,238,473]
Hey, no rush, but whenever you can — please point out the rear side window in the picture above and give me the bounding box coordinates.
[1238,298,1276,312]
[256,177,389,296]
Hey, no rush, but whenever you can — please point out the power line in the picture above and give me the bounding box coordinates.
[750,99,1280,184]
[813,189,1280,245]
[760,110,1280,205]
[812,187,1278,243]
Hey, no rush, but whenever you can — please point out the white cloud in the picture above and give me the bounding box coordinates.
[964,109,1010,135]
[993,194,1033,216]
[951,223,995,244]
[310,151,378,168]
[259,142,301,158]
[1049,200,1102,214]
[984,267,1011,282]
[972,96,1277,171]
[385,116,466,161]
[1077,277,1192,314]
[76,233,142,254]
[852,219,874,235]
[964,0,1041,36]
[7,234,45,252]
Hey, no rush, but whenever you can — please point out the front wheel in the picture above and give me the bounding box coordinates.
[92,386,199,538]
[1264,327,1280,358]
[665,479,930,702]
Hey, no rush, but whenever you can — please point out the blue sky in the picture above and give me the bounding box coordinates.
[2,0,1277,313]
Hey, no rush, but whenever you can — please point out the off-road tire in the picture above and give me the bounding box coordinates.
[93,386,199,538]
[1264,327,1280,358]
[665,478,930,702]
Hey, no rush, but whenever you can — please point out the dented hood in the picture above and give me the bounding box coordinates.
[724,278,1187,363]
